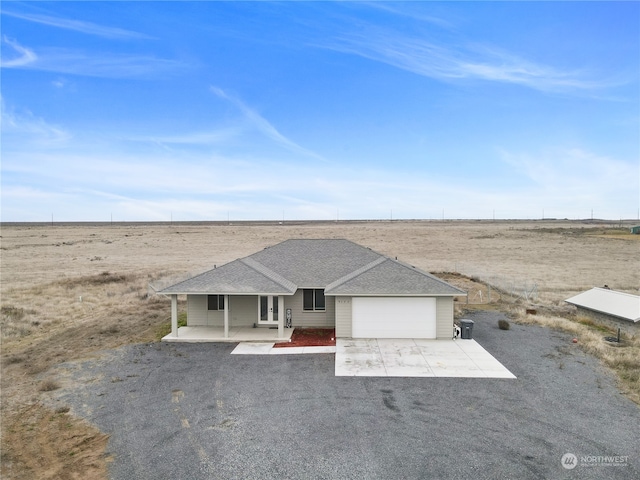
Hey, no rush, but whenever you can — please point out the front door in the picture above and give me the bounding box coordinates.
[259,296,278,324]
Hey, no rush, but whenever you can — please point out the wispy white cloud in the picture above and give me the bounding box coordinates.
[1,36,37,67]
[359,2,454,29]
[499,147,639,216]
[323,27,620,93]
[1,40,187,78]
[124,128,241,151]
[2,10,154,40]
[1,97,71,145]
[210,86,326,161]
[3,149,282,196]
[4,139,636,222]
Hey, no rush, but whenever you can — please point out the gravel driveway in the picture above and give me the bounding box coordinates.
[52,311,639,480]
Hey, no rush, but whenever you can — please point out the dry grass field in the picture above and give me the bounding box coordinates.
[1,219,639,479]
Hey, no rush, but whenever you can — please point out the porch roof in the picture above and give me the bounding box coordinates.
[160,257,297,295]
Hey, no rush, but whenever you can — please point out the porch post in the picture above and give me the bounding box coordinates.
[171,294,178,337]
[278,295,284,338]
[224,295,229,338]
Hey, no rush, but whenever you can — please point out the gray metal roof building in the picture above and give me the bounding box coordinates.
[565,287,640,325]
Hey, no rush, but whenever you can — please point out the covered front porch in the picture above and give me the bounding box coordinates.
[164,293,293,343]
[162,325,295,343]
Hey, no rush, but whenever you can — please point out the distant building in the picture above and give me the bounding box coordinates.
[565,287,640,331]
[630,226,640,234]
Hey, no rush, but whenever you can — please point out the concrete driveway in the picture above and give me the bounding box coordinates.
[335,338,516,378]
[230,337,515,379]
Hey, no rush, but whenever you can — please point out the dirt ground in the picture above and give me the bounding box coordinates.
[1,219,638,479]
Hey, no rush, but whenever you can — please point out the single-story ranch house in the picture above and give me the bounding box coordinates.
[565,287,640,331]
[161,239,466,341]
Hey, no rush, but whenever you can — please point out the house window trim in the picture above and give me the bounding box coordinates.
[303,289,325,311]
[207,294,225,311]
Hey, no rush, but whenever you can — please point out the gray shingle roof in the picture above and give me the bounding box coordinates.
[160,239,465,297]
[160,258,296,295]
[326,258,466,296]
[249,239,382,287]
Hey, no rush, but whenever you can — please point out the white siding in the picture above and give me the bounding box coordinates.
[207,309,224,326]
[352,297,436,339]
[231,295,258,327]
[187,295,208,326]
[436,297,454,339]
[335,297,352,338]
[285,289,334,327]
[187,294,257,327]
[325,295,336,327]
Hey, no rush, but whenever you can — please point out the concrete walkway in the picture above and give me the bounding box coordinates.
[231,343,336,355]
[335,338,516,378]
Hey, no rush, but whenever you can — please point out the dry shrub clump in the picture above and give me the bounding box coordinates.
[514,309,640,404]
[39,379,60,392]
[0,305,39,338]
[498,319,510,330]
[59,271,131,289]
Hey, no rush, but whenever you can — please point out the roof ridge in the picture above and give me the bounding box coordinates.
[240,257,297,293]
[325,256,386,292]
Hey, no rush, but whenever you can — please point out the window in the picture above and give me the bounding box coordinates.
[303,289,325,311]
[315,289,325,310]
[208,295,225,311]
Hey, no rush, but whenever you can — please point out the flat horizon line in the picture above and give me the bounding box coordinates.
[2,218,639,227]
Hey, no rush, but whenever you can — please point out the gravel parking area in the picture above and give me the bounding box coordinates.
[51,311,639,480]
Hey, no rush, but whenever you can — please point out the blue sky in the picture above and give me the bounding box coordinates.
[1,1,638,221]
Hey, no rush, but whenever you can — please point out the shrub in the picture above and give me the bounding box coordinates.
[4,355,25,365]
[1,305,25,321]
[498,319,511,330]
[39,380,60,392]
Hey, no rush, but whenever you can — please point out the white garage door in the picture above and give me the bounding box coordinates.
[352,297,436,339]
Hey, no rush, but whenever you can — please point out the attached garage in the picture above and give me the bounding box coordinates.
[351,297,437,339]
